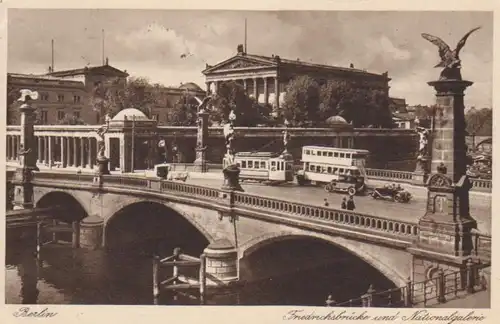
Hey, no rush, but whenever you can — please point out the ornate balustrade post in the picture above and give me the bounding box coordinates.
[95,114,111,178]
[194,110,209,172]
[12,89,40,211]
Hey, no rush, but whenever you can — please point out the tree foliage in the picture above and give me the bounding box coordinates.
[466,108,492,136]
[282,77,393,128]
[7,83,20,125]
[90,76,161,123]
[56,114,86,125]
[210,81,271,126]
[167,91,199,126]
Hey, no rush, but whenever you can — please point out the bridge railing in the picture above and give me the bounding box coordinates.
[233,191,418,240]
[332,262,489,308]
[165,163,491,193]
[473,232,491,261]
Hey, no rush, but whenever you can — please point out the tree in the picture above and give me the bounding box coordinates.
[90,76,161,123]
[56,114,86,125]
[282,76,320,126]
[211,81,270,126]
[7,82,20,125]
[167,91,199,126]
[318,79,393,128]
[466,107,492,149]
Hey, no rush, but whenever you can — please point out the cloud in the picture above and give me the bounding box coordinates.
[7,10,493,108]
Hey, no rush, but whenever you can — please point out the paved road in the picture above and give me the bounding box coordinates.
[187,178,491,234]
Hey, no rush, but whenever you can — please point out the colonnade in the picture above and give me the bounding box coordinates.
[206,76,280,108]
[6,134,98,170]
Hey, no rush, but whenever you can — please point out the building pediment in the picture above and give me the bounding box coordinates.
[202,56,276,75]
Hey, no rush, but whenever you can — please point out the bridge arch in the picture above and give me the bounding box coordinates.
[240,231,407,287]
[35,191,89,222]
[104,200,213,255]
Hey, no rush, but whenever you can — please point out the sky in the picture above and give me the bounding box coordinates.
[7,10,493,108]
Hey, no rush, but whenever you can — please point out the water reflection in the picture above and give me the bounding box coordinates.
[6,238,396,306]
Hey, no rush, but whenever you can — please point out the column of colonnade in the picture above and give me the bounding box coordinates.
[205,76,278,107]
[6,134,99,170]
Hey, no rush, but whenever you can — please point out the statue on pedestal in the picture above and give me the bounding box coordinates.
[95,114,111,176]
[421,27,481,81]
[221,110,243,192]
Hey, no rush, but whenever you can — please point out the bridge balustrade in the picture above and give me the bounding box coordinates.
[470,179,492,192]
[473,233,491,260]
[365,168,415,183]
[232,192,419,239]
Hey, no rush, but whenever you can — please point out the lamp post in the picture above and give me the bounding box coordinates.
[221,110,243,192]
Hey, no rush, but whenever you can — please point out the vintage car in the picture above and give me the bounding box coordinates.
[370,185,412,203]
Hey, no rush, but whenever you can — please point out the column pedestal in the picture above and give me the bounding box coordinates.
[221,165,244,192]
[413,157,429,186]
[193,147,207,172]
[96,156,110,176]
[203,239,239,286]
[79,215,104,250]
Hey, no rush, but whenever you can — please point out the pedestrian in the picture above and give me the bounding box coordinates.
[325,295,336,307]
[347,195,355,211]
[324,198,329,207]
[341,197,347,209]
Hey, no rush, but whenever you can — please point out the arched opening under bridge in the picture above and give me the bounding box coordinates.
[105,201,211,257]
[238,235,399,306]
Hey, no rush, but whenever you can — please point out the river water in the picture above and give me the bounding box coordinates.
[5,235,396,306]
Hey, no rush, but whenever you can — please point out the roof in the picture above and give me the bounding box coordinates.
[8,73,83,83]
[112,108,150,121]
[47,64,129,78]
[203,52,389,79]
[236,152,281,158]
[325,115,348,125]
[303,146,370,154]
[179,82,204,92]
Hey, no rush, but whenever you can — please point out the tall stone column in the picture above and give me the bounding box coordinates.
[274,77,280,113]
[12,90,39,210]
[37,137,42,164]
[253,78,258,100]
[205,81,211,94]
[61,137,67,168]
[263,77,269,105]
[409,73,478,286]
[88,138,94,169]
[43,137,49,165]
[80,137,86,168]
[73,137,78,167]
[47,136,53,168]
[66,137,72,167]
[243,79,248,91]
[194,111,209,172]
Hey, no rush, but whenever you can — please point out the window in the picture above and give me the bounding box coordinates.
[322,151,328,156]
[309,164,314,171]
[316,166,321,172]
[333,167,338,174]
[340,153,345,158]
[255,161,260,169]
[346,153,351,159]
[41,93,49,101]
[305,150,310,155]
[248,161,253,168]
[328,152,333,157]
[155,114,160,121]
[271,161,276,167]
[260,161,266,169]
[57,94,65,102]
[73,95,81,103]
[241,161,247,168]
[57,110,65,120]
[73,110,81,119]
[334,152,339,158]
[41,111,48,124]
[327,167,332,173]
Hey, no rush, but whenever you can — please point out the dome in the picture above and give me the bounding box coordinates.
[112,108,150,121]
[325,115,348,125]
[179,82,203,92]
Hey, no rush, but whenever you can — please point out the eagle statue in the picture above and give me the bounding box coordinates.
[421,27,481,80]
[17,89,39,103]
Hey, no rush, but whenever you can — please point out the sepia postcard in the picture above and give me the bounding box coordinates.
[0,0,497,323]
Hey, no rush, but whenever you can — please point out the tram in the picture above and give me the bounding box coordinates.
[235,151,295,185]
[296,146,370,196]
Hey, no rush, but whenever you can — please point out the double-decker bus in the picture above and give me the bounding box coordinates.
[235,151,295,185]
[296,146,370,196]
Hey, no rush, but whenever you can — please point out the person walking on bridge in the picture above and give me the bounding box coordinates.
[341,197,347,209]
[347,195,355,211]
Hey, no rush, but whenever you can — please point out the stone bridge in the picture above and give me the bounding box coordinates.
[8,170,491,290]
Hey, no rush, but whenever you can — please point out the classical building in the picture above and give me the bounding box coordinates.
[148,82,206,125]
[202,44,391,112]
[7,61,129,125]
[7,61,205,126]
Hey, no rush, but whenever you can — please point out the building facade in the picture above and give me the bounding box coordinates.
[7,63,205,126]
[203,44,391,112]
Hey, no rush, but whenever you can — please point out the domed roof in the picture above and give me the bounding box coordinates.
[325,115,348,125]
[112,108,150,121]
[179,82,203,92]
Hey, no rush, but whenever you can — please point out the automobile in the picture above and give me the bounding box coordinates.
[370,185,412,203]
